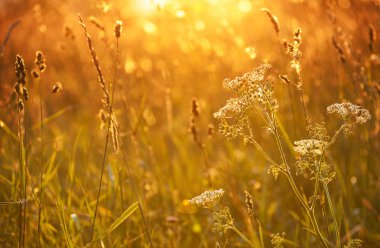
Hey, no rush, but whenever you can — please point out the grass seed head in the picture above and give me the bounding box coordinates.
[15,55,27,86]
[114,20,123,38]
[51,82,63,93]
[35,51,46,72]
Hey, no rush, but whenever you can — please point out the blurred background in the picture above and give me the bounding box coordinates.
[0,0,379,247]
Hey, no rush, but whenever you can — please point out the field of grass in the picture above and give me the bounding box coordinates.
[0,0,379,247]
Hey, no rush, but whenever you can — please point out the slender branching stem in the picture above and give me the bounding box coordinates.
[261,91,329,248]
[247,136,279,167]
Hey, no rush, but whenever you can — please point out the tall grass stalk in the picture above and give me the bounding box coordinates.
[77,14,113,243]
[111,20,153,247]
[17,95,24,248]
[37,77,44,248]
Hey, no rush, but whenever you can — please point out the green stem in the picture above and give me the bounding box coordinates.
[323,183,340,248]
[231,225,256,247]
[284,173,329,248]
[263,92,328,248]
[247,136,280,167]
[37,78,43,248]
[17,95,23,248]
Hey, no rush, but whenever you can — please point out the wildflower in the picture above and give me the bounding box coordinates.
[189,189,224,208]
[294,139,327,156]
[212,207,234,236]
[327,102,371,124]
[343,239,363,248]
[214,64,275,140]
[213,98,243,119]
[271,232,286,248]
[223,64,271,92]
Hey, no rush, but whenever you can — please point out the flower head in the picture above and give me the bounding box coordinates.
[294,139,327,156]
[223,64,271,91]
[327,102,371,124]
[189,189,225,208]
[213,98,244,119]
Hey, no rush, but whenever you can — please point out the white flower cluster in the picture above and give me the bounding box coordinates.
[223,64,271,91]
[294,139,328,156]
[213,99,243,119]
[327,102,371,124]
[214,64,273,120]
[189,189,225,208]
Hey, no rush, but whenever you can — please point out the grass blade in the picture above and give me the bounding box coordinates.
[94,201,139,242]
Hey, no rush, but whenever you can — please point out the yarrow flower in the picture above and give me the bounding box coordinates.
[213,99,244,119]
[223,64,272,91]
[294,139,327,156]
[271,232,286,248]
[213,64,276,140]
[327,102,371,124]
[212,207,234,236]
[189,189,225,208]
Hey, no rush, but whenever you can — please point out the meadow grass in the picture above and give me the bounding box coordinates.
[0,0,379,247]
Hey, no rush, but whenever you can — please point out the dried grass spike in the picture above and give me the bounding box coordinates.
[191,97,200,117]
[244,191,254,219]
[15,55,27,86]
[18,99,24,111]
[114,20,123,38]
[78,13,110,110]
[110,114,120,153]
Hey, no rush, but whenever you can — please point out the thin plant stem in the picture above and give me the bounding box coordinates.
[231,225,256,247]
[22,107,27,248]
[111,35,153,247]
[323,183,340,248]
[247,136,279,167]
[262,91,328,248]
[17,95,23,248]
[120,142,154,247]
[284,173,329,248]
[37,78,44,248]
[298,88,309,127]
[89,120,110,243]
